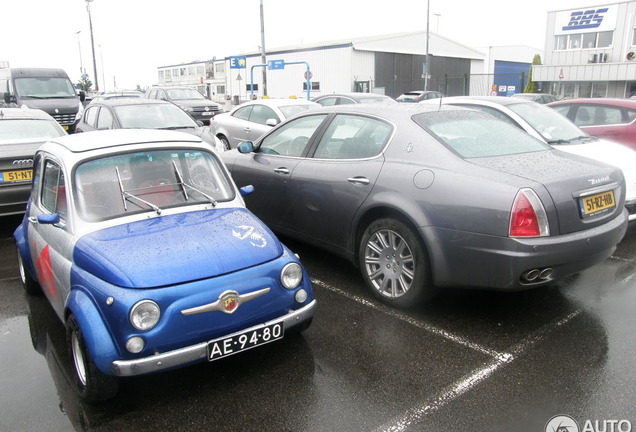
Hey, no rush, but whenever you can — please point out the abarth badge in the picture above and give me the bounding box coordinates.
[181,288,270,316]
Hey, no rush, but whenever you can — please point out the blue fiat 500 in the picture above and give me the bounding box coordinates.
[14,129,316,402]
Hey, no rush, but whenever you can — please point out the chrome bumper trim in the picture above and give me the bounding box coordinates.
[111,299,317,377]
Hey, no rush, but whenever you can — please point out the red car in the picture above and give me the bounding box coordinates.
[548,98,636,150]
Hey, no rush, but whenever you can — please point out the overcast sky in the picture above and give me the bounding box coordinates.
[2,0,601,91]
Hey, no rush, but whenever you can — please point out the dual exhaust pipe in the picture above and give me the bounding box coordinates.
[522,267,553,283]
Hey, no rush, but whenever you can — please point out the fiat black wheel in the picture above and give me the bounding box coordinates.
[359,218,437,308]
[17,248,41,295]
[66,314,120,403]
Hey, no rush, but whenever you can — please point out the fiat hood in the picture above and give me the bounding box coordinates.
[73,208,283,288]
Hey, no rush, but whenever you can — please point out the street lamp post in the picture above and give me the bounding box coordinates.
[99,44,106,92]
[259,0,268,97]
[424,0,430,91]
[85,0,99,92]
[76,30,83,75]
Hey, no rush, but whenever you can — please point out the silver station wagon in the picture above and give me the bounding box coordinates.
[221,104,629,308]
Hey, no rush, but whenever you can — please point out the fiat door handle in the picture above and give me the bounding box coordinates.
[274,168,290,175]
[348,176,370,185]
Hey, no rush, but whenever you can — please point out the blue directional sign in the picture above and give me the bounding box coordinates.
[230,56,247,69]
[268,60,285,70]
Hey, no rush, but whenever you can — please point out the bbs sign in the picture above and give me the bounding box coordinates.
[554,5,618,35]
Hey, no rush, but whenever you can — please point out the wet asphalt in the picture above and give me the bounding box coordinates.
[1,213,635,432]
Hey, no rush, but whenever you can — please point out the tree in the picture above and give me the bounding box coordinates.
[77,76,93,92]
[524,54,542,93]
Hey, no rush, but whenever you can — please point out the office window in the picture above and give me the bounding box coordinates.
[592,82,607,98]
[556,31,613,50]
[579,82,592,98]
[555,35,568,50]
[583,33,597,49]
[302,81,321,91]
[597,31,613,48]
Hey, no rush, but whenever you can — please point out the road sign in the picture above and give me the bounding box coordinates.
[268,60,285,70]
[304,71,313,80]
[230,57,247,69]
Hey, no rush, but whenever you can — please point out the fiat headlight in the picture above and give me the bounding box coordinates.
[281,263,303,289]
[130,300,161,331]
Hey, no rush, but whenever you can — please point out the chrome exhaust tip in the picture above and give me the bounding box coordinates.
[523,269,540,282]
[539,268,553,280]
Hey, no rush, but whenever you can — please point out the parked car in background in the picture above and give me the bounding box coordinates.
[145,87,222,125]
[0,68,85,133]
[510,93,558,104]
[75,98,225,153]
[88,91,144,104]
[212,99,320,150]
[0,108,66,216]
[221,104,628,309]
[311,92,397,106]
[14,129,316,402]
[548,98,636,150]
[422,96,636,221]
[396,90,444,102]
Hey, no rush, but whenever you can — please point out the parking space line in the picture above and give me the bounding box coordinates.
[371,309,583,432]
[311,278,511,360]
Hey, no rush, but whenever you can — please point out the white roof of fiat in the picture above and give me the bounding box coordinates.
[38,129,210,167]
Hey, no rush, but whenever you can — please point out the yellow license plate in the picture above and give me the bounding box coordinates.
[2,169,33,183]
[580,190,616,218]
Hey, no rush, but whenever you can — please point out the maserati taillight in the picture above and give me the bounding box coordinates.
[509,188,549,237]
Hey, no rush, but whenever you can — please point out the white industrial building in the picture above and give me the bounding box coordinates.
[156,31,543,104]
[534,0,636,98]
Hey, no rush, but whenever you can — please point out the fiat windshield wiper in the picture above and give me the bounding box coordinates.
[115,166,163,215]
[171,161,217,207]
